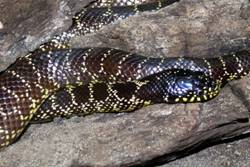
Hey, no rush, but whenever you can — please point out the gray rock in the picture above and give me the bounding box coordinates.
[0,0,93,70]
[0,0,250,166]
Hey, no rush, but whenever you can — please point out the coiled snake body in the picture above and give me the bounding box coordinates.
[0,0,250,148]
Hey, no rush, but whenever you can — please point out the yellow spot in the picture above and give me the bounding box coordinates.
[24,116,29,120]
[196,97,201,102]
[30,102,37,110]
[4,141,10,146]
[182,97,188,102]
[17,129,24,134]
[5,135,10,140]
[134,80,149,87]
[11,133,17,139]
[189,96,195,102]
[175,98,180,102]
[203,95,208,101]
[28,114,33,120]
[20,115,24,120]
[42,89,50,99]
[143,101,151,106]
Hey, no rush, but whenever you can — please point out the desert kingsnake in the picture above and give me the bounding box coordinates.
[0,0,249,148]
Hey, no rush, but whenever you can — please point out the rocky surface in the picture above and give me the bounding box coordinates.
[0,0,93,70]
[0,0,250,166]
[164,137,250,167]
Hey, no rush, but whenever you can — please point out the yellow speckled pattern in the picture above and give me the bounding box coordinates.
[32,69,221,122]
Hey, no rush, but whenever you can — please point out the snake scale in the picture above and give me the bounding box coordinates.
[0,0,250,149]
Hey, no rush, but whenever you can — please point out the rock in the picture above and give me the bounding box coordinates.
[0,0,250,167]
[0,0,93,70]
[163,137,250,167]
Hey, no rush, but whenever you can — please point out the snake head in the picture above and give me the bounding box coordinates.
[143,69,221,103]
[163,69,221,103]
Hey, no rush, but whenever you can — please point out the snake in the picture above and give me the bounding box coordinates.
[0,0,250,149]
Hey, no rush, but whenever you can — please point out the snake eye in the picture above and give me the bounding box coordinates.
[176,78,194,91]
[172,77,202,97]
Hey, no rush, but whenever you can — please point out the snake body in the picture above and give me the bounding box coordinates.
[32,69,220,122]
[30,49,250,122]
[44,0,181,49]
[0,0,250,148]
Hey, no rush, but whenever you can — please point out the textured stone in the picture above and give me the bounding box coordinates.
[0,0,250,167]
[0,0,93,70]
